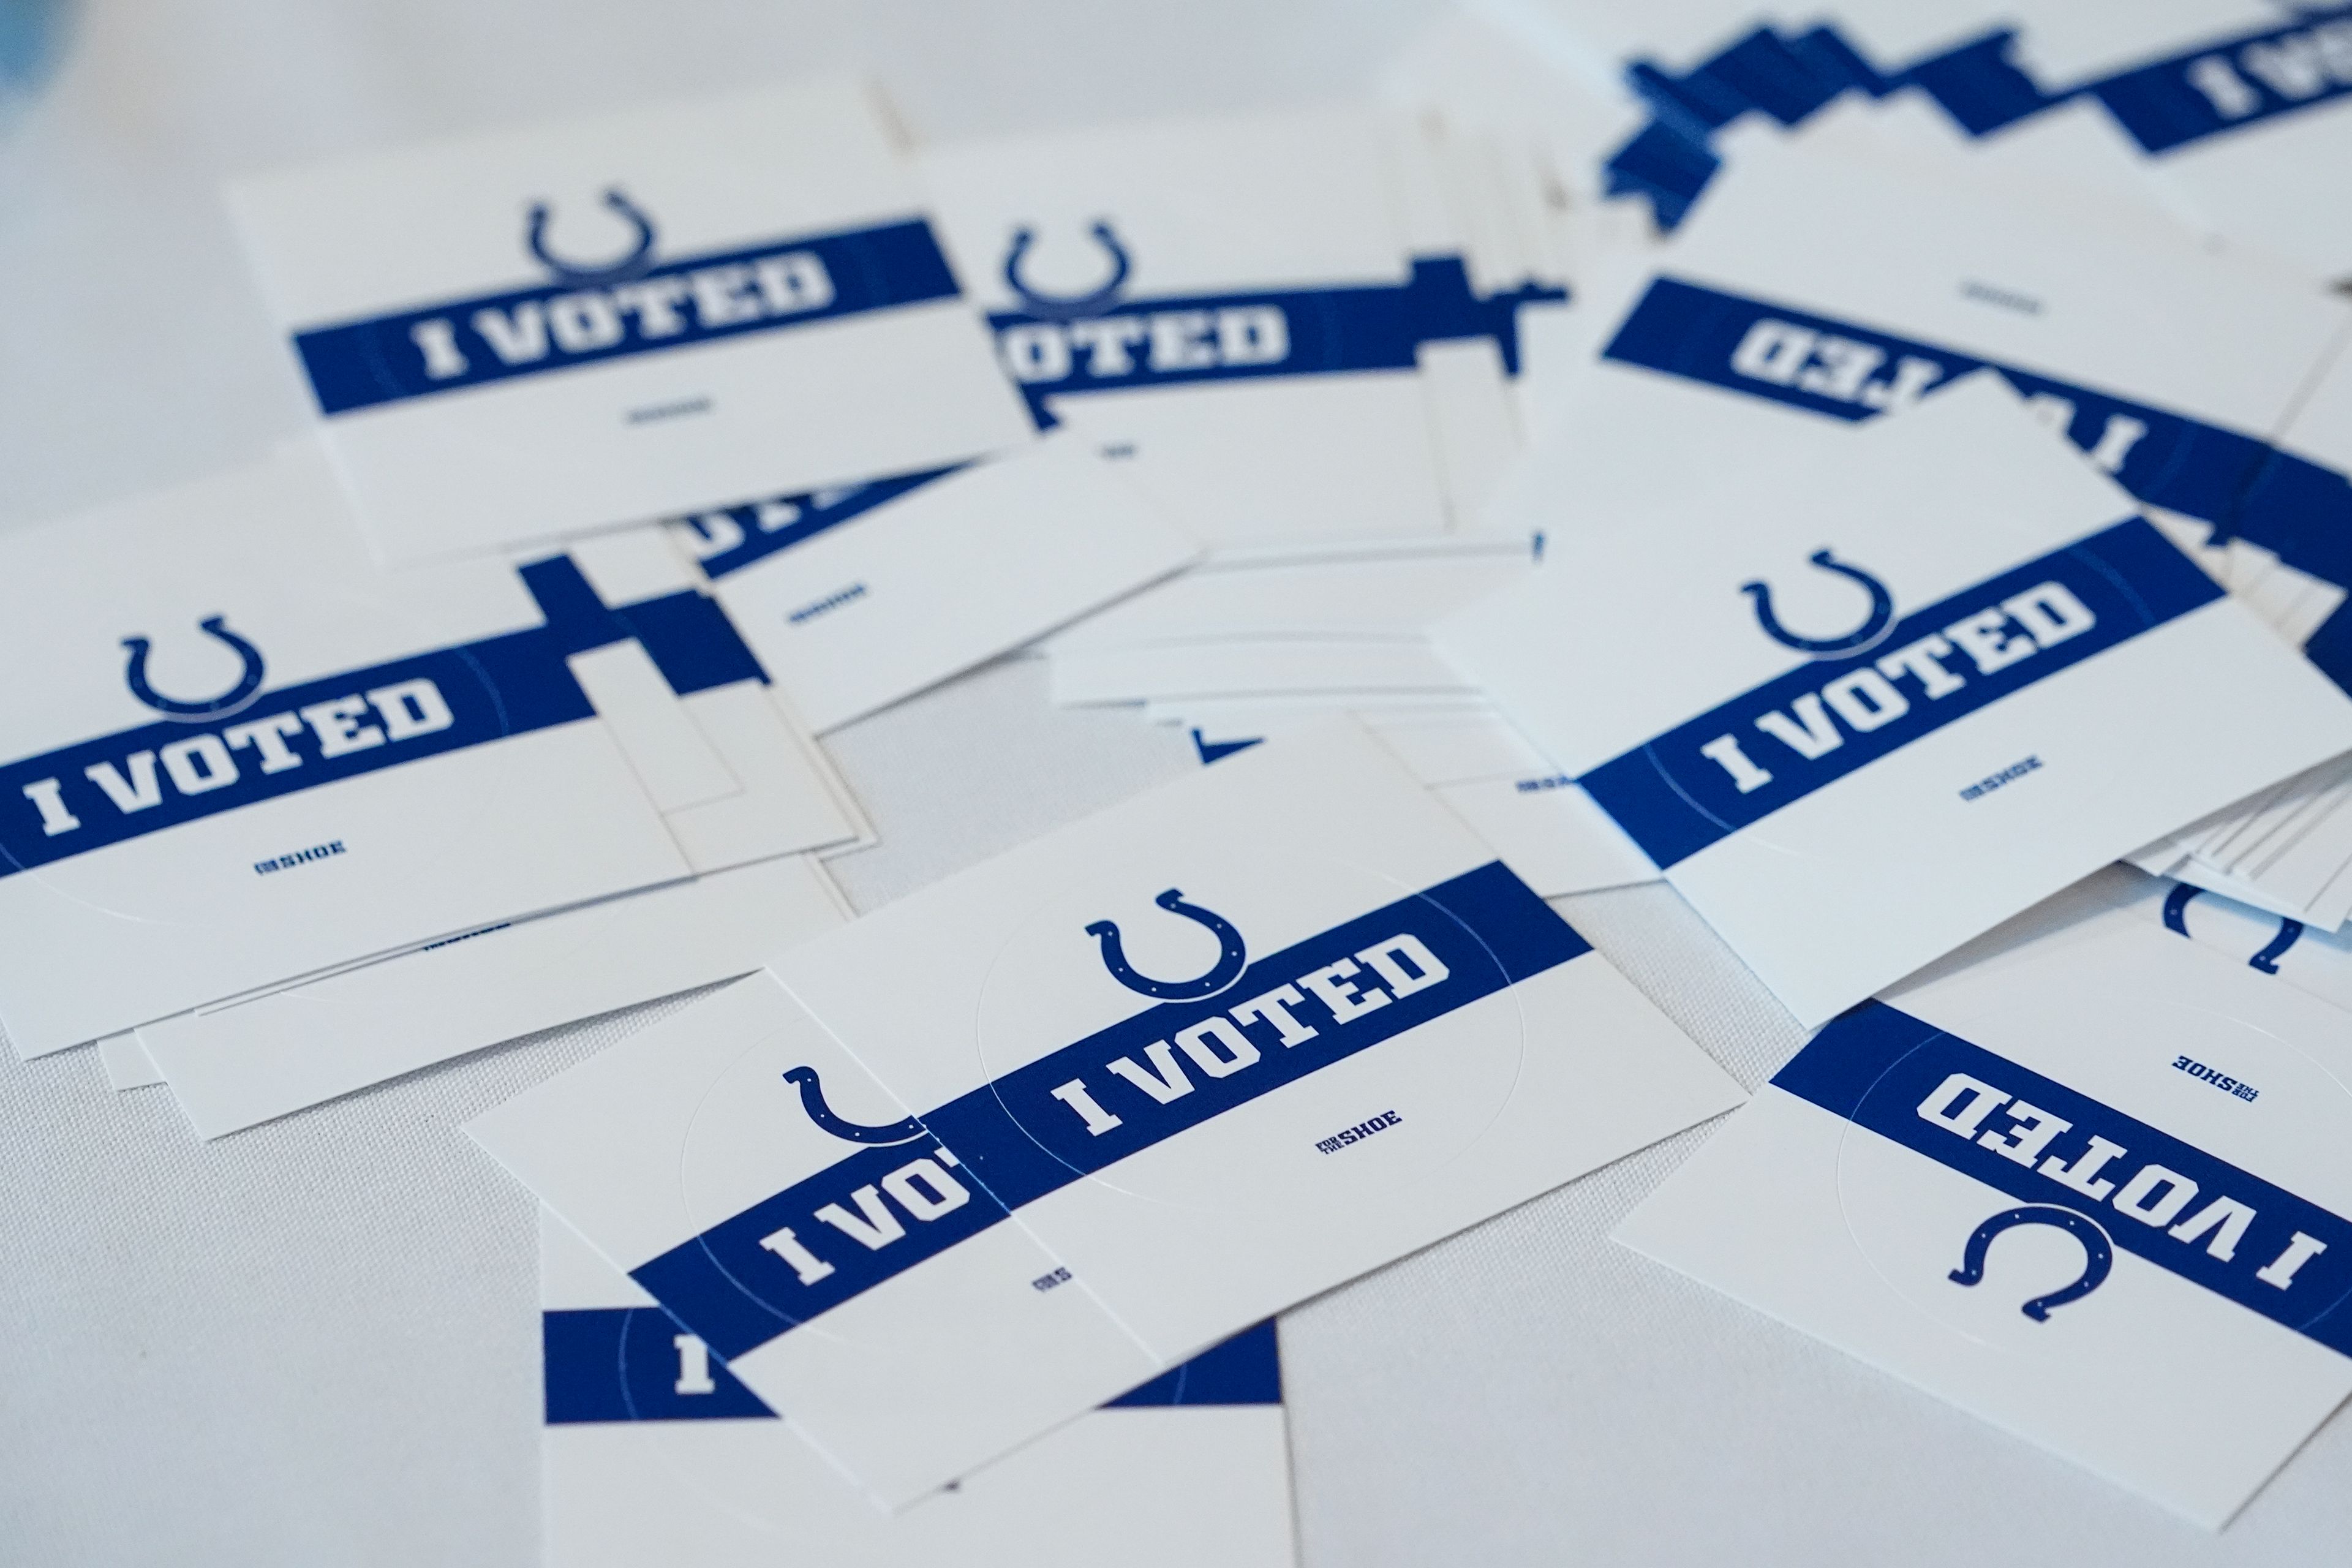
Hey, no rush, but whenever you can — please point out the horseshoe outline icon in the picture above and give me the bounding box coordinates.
[121,616,267,720]
[526,187,658,285]
[1947,1204,2114,1321]
[1741,549,1896,655]
[1003,220,1132,320]
[781,1066,925,1147]
[1086,888,1248,1001]
[2162,881,2305,974]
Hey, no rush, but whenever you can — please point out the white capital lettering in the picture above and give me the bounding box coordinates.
[2084,413,2149,475]
[1216,305,1287,365]
[1173,1017,1259,1079]
[752,252,834,314]
[672,1333,715,1395]
[1978,1100,2072,1168]
[1754,693,1843,760]
[300,697,386,758]
[2111,1164,2199,1227]
[612,276,694,337]
[85,753,163,814]
[2242,34,2329,100]
[1820,668,1909,733]
[1795,335,1885,401]
[2185,55,2261,118]
[409,318,470,379]
[366,678,455,741]
[1857,355,1942,412]
[471,301,549,364]
[880,1158,970,1221]
[1698,733,1774,793]
[813,1186,907,1251]
[159,734,238,796]
[1729,319,1815,385]
[1231,984,1319,1046]
[999,323,1071,382]
[1049,1078,1124,1136]
[1300,958,1390,1024]
[546,292,624,353]
[225,712,306,774]
[688,263,764,328]
[1943,608,2036,675]
[1068,317,1147,377]
[2168,1196,2258,1261]
[1876,634,1968,699]
[756,1225,837,1284]
[1357,934,1450,999]
[2040,1135,2130,1202]
[20,778,78,836]
[1148,309,1218,371]
[2256,1230,2329,1289]
[1106,1040,1195,1104]
[1917,1072,2008,1138]
[2000,582,2097,650]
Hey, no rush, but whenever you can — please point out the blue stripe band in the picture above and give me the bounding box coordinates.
[673,464,965,581]
[0,630,595,878]
[1,551,763,876]
[2090,13,2352,156]
[1595,272,2352,692]
[986,256,1564,431]
[293,217,961,416]
[631,859,1587,1360]
[1604,13,2352,227]
[1600,276,2280,528]
[542,1310,1280,1425]
[1774,1001,2352,1355]
[1578,518,2223,870]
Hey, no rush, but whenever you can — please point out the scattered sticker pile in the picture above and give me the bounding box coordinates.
[22,8,2352,1550]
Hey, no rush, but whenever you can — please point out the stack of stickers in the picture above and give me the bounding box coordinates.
[20,10,2352,1554]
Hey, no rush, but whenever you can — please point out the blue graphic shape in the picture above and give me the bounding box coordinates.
[1741,549,1895,654]
[2252,918,2305,976]
[1191,729,1263,766]
[1948,1203,2115,1321]
[1087,888,1248,1000]
[1003,219,1133,320]
[526,187,657,284]
[121,616,267,719]
[780,1065,925,1147]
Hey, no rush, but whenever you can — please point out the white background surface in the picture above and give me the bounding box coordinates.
[3,2,2350,1563]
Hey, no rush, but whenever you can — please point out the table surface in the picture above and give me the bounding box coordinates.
[3,3,2347,1563]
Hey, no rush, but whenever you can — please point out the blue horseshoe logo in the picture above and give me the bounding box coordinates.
[1003,219,1131,320]
[2162,882,2305,974]
[526,187,657,284]
[1741,549,1896,655]
[1947,1204,2114,1321]
[121,616,266,720]
[780,1066,925,1146]
[2252,918,2305,974]
[1086,888,1248,1001]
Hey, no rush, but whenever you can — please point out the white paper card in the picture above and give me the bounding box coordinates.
[230,78,1031,562]
[920,107,1558,544]
[539,1206,1297,1567]
[670,438,1197,733]
[1616,886,2352,1527]
[138,854,848,1137]
[1439,375,2352,1025]
[470,720,1743,1504]
[0,446,692,1057]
